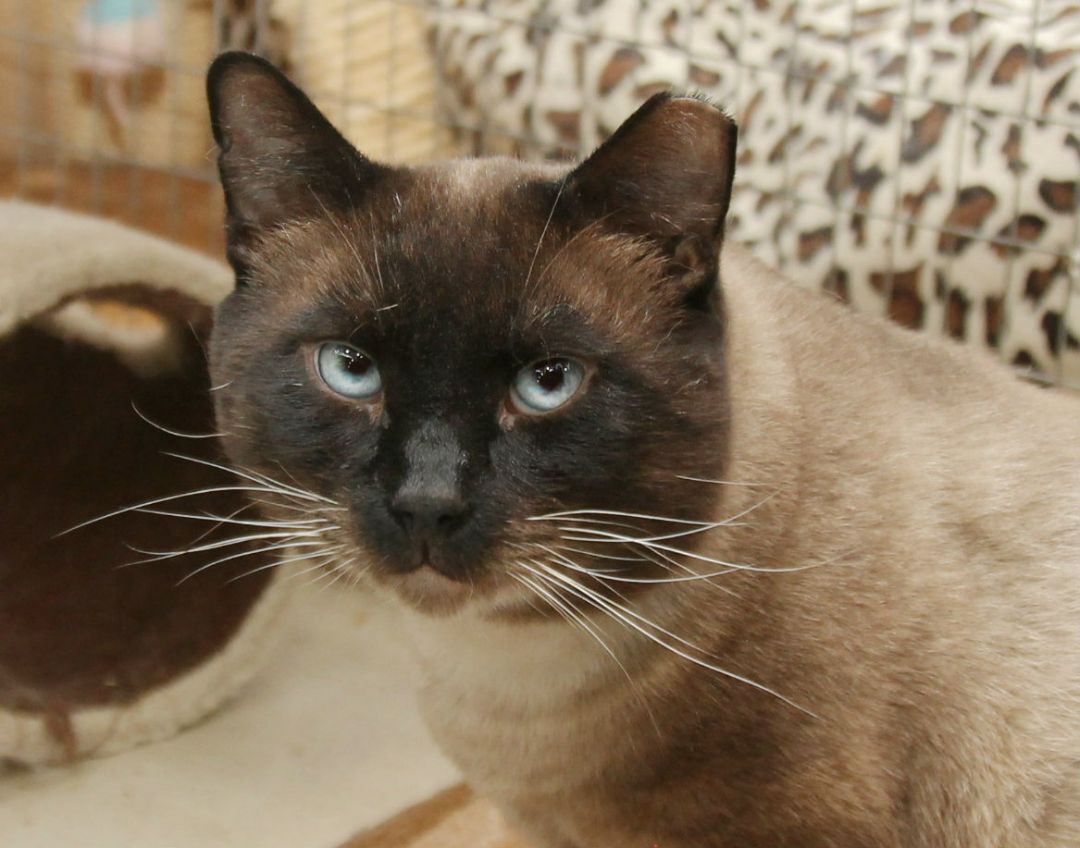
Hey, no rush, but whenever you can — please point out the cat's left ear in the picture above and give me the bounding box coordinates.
[566,93,737,306]
[206,52,384,278]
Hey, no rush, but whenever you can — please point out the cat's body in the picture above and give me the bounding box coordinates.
[205,54,1080,847]
[402,243,1080,847]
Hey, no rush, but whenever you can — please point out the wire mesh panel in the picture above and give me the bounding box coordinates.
[1,0,1077,386]
[427,0,1080,388]
[0,0,223,252]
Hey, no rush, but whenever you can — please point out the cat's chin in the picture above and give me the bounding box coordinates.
[378,566,498,618]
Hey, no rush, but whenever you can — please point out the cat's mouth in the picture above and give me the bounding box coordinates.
[367,538,523,617]
[380,564,492,617]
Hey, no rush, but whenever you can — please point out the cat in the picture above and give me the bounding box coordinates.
[206,52,1080,847]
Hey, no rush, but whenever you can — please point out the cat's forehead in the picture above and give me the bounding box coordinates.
[414,156,566,206]
[250,159,672,346]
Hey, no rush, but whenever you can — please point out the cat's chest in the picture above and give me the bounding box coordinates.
[400,610,649,795]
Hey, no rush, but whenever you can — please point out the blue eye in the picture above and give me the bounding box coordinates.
[510,358,587,414]
[315,342,382,399]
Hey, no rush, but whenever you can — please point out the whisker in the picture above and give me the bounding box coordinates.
[554,544,648,563]
[342,558,366,588]
[555,528,813,574]
[513,570,621,664]
[526,561,815,717]
[675,475,761,487]
[523,175,568,293]
[313,561,353,594]
[130,403,228,440]
[286,559,340,585]
[506,541,625,573]
[267,459,328,503]
[171,502,255,549]
[226,551,343,584]
[57,484,317,536]
[513,567,665,740]
[172,539,331,584]
[248,496,347,516]
[536,493,776,543]
[228,547,346,585]
[161,452,338,505]
[127,526,336,563]
[523,555,633,608]
[134,508,328,529]
[538,544,736,586]
[291,553,361,590]
[542,516,667,532]
[556,522,743,545]
[529,508,716,527]
[249,497,318,514]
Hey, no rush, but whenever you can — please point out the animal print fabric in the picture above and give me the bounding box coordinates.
[428,0,1080,386]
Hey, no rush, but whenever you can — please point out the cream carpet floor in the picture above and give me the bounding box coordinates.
[0,582,461,848]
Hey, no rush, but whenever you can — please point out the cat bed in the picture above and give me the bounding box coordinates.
[2,582,465,847]
[0,200,295,765]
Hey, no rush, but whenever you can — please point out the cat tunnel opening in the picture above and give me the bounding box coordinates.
[0,284,278,764]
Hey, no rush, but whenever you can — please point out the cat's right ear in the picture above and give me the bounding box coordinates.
[206,52,384,279]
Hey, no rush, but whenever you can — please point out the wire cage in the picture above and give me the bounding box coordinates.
[2,0,1078,387]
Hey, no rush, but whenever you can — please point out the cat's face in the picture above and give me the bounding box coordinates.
[206,53,737,616]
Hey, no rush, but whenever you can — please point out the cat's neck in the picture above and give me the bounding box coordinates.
[397,598,653,709]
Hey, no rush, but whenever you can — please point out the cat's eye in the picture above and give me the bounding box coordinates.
[315,342,382,399]
[509,357,587,415]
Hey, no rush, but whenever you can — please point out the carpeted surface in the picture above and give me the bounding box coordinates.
[341,783,526,848]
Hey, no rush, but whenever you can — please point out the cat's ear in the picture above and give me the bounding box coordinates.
[566,93,737,306]
[206,52,384,277]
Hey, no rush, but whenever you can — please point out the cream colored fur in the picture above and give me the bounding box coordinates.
[0,201,231,337]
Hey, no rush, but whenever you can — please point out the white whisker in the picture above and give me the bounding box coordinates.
[675,475,761,487]
[166,502,253,549]
[128,526,336,564]
[525,561,814,717]
[173,539,330,584]
[530,508,716,527]
[135,508,328,529]
[513,570,625,670]
[56,484,313,536]
[554,544,648,563]
[523,176,568,293]
[511,568,664,738]
[538,544,736,586]
[313,560,353,594]
[555,528,813,574]
[162,452,337,505]
[226,545,348,584]
[130,403,227,439]
[557,522,741,545]
[535,493,776,544]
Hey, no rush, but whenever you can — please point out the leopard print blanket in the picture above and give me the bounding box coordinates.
[429,0,1080,386]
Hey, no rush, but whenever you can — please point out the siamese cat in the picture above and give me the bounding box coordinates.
[206,52,1080,847]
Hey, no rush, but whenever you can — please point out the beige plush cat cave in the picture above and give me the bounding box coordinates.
[0,199,499,848]
[0,200,294,764]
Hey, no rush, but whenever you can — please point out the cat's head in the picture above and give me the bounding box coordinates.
[206,53,737,616]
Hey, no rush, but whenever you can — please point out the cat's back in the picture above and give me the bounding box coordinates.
[722,242,1080,482]
[722,238,1080,683]
[720,243,1080,846]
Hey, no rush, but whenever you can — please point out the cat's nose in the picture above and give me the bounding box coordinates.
[390,491,473,540]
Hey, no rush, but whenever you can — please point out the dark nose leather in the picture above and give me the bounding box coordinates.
[390,491,473,539]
